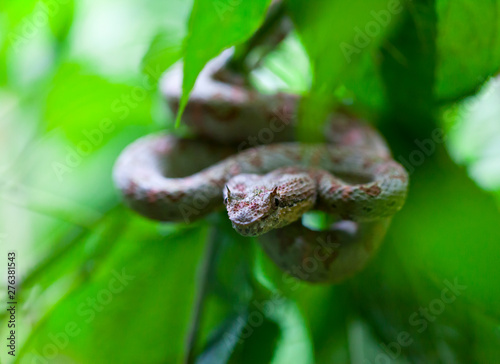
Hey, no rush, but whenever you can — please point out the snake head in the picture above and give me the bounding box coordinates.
[224,170,317,237]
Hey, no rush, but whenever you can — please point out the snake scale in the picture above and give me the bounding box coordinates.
[113,50,409,283]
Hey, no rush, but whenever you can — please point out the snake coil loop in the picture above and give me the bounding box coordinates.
[113,50,408,283]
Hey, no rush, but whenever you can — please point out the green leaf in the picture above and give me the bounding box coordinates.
[141,28,185,84]
[286,0,405,141]
[342,50,388,115]
[44,63,154,144]
[349,142,500,362]
[251,31,311,94]
[177,0,273,126]
[196,313,248,364]
[267,299,314,364]
[436,0,500,102]
[443,74,500,192]
[222,298,313,364]
[18,219,209,363]
[43,0,75,42]
[380,0,438,136]
[228,316,282,364]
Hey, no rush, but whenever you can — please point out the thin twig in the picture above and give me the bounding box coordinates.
[183,227,219,364]
[227,1,289,75]
[183,5,289,361]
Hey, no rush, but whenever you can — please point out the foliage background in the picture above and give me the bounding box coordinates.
[1,0,500,363]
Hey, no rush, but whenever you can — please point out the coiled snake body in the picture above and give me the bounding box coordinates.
[113,51,409,283]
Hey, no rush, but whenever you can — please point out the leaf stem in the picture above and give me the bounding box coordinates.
[226,1,290,76]
[183,227,219,364]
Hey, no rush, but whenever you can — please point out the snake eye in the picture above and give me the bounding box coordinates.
[273,197,280,208]
[224,197,228,205]
[270,186,279,208]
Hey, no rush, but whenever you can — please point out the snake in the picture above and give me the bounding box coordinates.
[113,50,409,283]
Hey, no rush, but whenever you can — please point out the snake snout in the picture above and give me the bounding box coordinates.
[232,211,259,225]
[231,220,268,237]
[227,207,275,237]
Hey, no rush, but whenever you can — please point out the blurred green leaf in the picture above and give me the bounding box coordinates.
[177,0,272,125]
[44,63,153,143]
[380,0,438,137]
[197,312,248,364]
[42,0,75,42]
[349,143,500,362]
[443,77,500,192]
[228,315,281,364]
[267,299,314,364]
[342,50,387,116]
[141,28,184,83]
[251,31,311,94]
[18,217,209,363]
[436,0,500,102]
[286,0,404,141]
[221,296,313,364]
[3,0,40,31]
[0,0,74,85]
